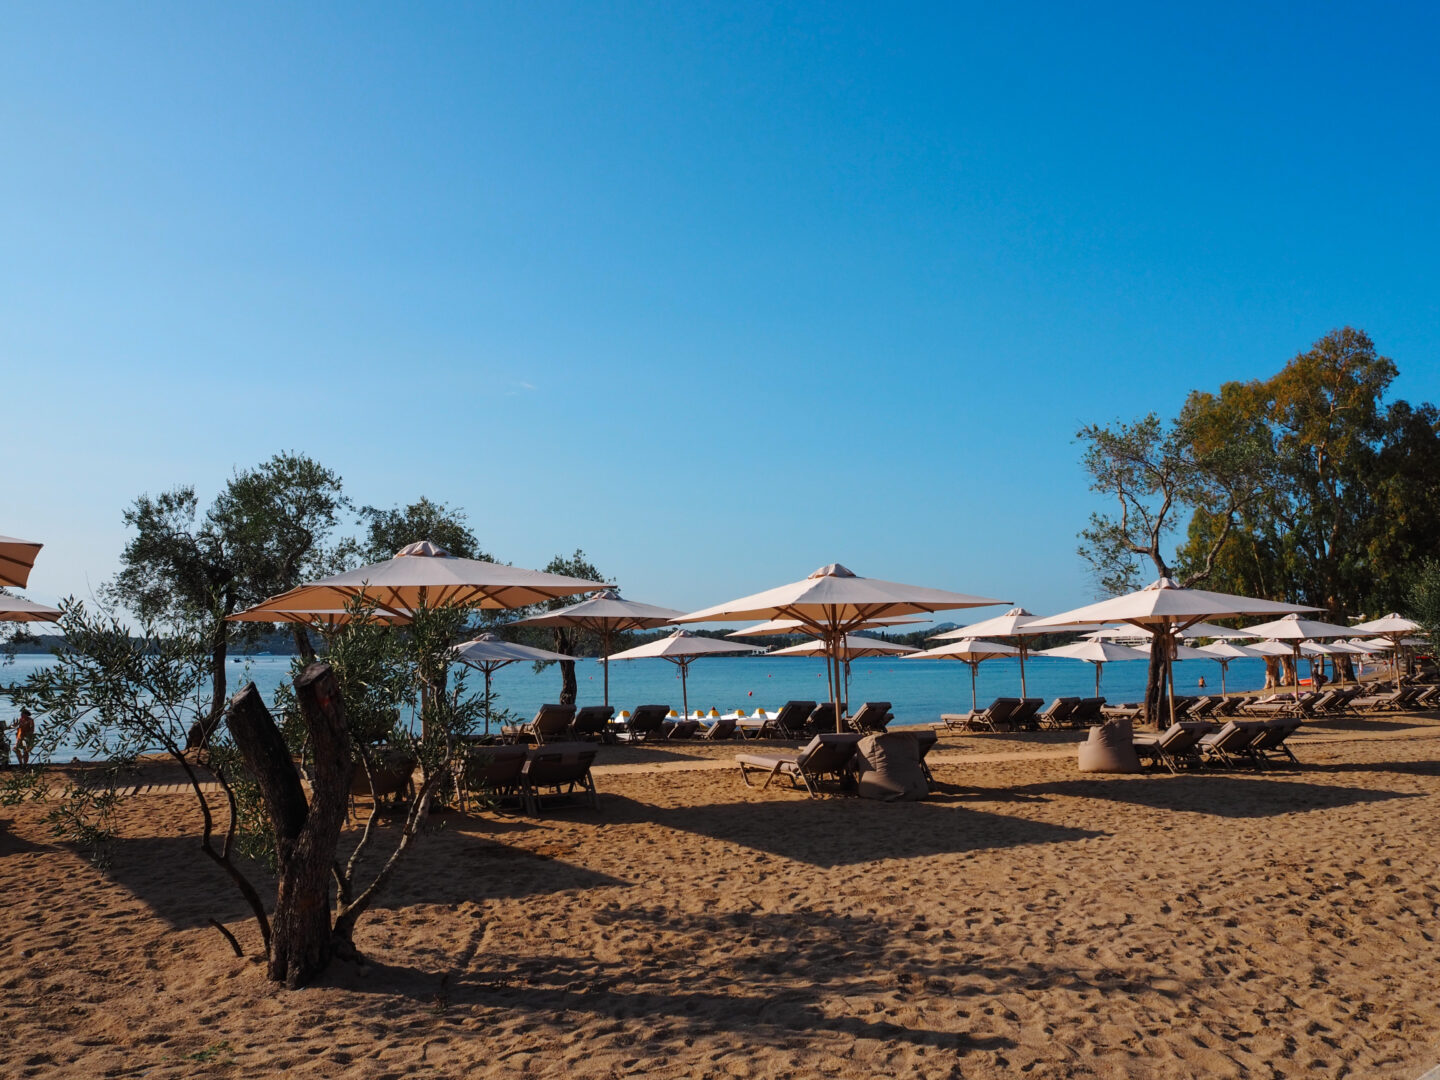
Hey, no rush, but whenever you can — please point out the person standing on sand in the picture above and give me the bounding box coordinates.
[0,715,9,767]
[14,708,34,767]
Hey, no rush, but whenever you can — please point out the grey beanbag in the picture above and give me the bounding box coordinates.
[854,733,930,801]
[1077,717,1142,773]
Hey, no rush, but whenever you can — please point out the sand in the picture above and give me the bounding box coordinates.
[3,716,1440,1079]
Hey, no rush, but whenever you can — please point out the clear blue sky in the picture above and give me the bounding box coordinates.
[4,3,1438,616]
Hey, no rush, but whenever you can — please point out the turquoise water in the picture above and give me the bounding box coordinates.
[1,651,1324,752]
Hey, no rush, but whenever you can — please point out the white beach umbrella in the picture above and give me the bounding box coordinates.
[234,541,608,620]
[1176,621,1256,641]
[604,629,764,718]
[676,564,1006,731]
[930,607,1098,698]
[453,632,579,733]
[0,536,43,589]
[227,607,411,629]
[727,615,927,637]
[0,594,62,623]
[1350,614,1426,682]
[1239,613,1359,697]
[768,633,918,705]
[1195,641,1267,695]
[904,638,1019,712]
[1037,640,1150,698]
[1027,578,1319,725]
[513,589,686,706]
[1082,625,1150,643]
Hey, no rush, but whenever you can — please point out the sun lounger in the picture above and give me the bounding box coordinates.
[500,703,576,745]
[702,716,739,740]
[348,748,417,815]
[1006,698,1044,731]
[1101,702,1142,722]
[1413,685,1440,709]
[1037,697,1081,730]
[736,733,864,796]
[1353,686,1419,712]
[459,744,528,810]
[764,700,816,739]
[664,718,701,739]
[520,742,599,813]
[613,704,670,743]
[807,702,848,734]
[913,729,939,781]
[1070,697,1107,727]
[1186,696,1220,719]
[847,701,893,734]
[1133,721,1214,773]
[1248,718,1304,765]
[1197,721,1263,767]
[570,705,615,742]
[943,697,1021,732]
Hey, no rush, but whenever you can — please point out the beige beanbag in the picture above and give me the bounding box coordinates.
[1077,717,1142,773]
[854,733,930,801]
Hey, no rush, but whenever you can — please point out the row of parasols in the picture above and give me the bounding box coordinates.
[3,536,1426,731]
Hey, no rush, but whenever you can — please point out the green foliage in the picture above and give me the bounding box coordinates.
[1175,327,1440,616]
[1076,408,1262,596]
[5,599,215,859]
[348,496,488,564]
[1407,560,1440,645]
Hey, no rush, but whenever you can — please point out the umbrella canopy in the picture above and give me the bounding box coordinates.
[0,536,44,589]
[905,638,1019,711]
[0,594,62,623]
[1248,639,1296,657]
[513,589,686,705]
[1028,577,1319,723]
[767,634,918,660]
[1194,640,1268,695]
[728,615,927,638]
[604,629,764,717]
[227,607,411,629]
[1176,621,1257,641]
[929,607,1082,698]
[234,541,608,620]
[676,563,1006,731]
[1082,624,1150,642]
[1239,613,1357,640]
[1350,613,1421,635]
[769,634,918,705]
[1037,639,1149,697]
[454,632,579,733]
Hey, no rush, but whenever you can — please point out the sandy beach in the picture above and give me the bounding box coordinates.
[3,716,1439,1079]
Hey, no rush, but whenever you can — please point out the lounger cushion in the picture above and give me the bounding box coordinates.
[853,733,929,802]
[1077,718,1142,774]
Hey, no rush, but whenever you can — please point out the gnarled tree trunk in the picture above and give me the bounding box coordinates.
[1143,635,1169,727]
[227,664,353,988]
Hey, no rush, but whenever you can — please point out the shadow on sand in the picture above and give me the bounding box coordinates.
[598,793,1106,867]
[93,820,630,931]
[1003,774,1417,817]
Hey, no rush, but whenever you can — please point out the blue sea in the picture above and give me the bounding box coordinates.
[0,650,1322,754]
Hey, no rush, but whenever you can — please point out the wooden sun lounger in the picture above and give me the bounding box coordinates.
[1248,718,1304,765]
[614,704,670,743]
[1037,697,1080,730]
[942,697,1021,732]
[847,701,893,734]
[702,716,739,740]
[571,705,615,742]
[500,703,576,745]
[521,742,600,813]
[1133,721,1215,773]
[764,700,816,739]
[459,744,528,811]
[1197,721,1263,767]
[736,733,864,796]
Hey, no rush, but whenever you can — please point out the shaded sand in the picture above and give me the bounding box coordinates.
[3,719,1440,1078]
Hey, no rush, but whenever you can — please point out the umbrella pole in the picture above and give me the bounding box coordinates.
[484,667,493,735]
[680,658,689,718]
[1220,661,1227,697]
[1095,662,1101,698]
[1293,644,1301,700]
[1019,646,1028,699]
[831,625,844,733]
[603,626,611,707]
[1166,641,1177,729]
[970,664,977,712]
